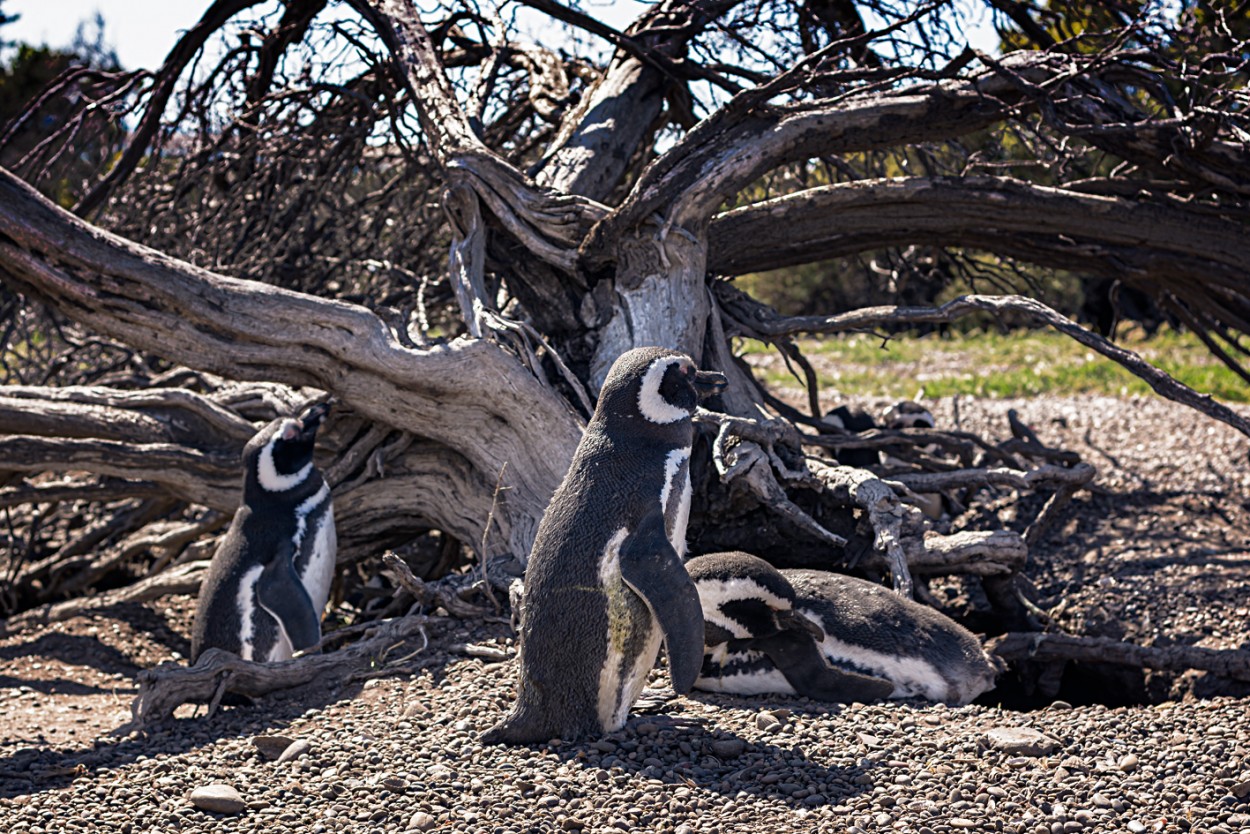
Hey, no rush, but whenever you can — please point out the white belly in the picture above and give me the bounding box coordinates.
[235,564,264,661]
[298,505,336,616]
[596,528,664,732]
[813,624,947,701]
[696,666,795,695]
[695,645,796,695]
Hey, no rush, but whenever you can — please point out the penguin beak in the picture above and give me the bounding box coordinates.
[777,609,823,640]
[692,370,728,399]
[298,400,333,437]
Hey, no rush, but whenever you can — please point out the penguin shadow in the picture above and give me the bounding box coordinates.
[0,632,141,694]
[551,700,875,810]
[0,655,372,800]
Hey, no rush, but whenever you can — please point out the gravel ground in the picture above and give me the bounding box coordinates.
[2,394,1249,833]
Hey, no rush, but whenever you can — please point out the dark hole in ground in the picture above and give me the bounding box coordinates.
[980,660,1250,711]
[982,661,1152,711]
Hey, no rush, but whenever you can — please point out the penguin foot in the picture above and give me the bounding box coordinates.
[480,714,553,746]
[481,708,601,746]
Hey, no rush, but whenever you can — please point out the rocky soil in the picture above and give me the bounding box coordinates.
[2,394,1249,834]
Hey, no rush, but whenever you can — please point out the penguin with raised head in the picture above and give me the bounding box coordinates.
[685,552,894,702]
[483,347,727,745]
[687,552,999,706]
[191,400,336,664]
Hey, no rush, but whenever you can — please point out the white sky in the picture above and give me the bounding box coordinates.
[6,1,996,72]
[2,0,654,70]
[5,1,205,69]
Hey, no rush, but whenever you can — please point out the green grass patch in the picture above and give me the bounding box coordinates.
[740,328,1250,403]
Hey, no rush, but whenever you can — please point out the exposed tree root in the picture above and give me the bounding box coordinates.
[120,613,430,732]
[381,551,493,618]
[988,632,1250,683]
[809,459,914,596]
[884,529,1027,577]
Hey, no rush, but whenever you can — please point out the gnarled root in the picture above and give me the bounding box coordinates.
[120,614,430,732]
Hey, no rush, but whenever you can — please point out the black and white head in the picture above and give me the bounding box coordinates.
[242,401,331,500]
[882,400,935,430]
[684,552,822,645]
[822,404,877,433]
[595,347,727,434]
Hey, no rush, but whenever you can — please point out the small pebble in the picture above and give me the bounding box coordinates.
[756,713,782,732]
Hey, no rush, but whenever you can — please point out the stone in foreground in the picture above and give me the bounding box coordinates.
[189,784,246,815]
[984,727,1058,756]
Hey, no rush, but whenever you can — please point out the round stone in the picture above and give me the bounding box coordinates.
[189,784,246,815]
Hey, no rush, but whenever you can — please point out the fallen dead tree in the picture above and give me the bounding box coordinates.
[0,0,1247,702]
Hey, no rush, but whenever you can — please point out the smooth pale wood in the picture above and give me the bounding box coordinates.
[0,167,582,561]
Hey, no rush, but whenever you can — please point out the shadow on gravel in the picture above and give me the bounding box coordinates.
[0,652,432,800]
[550,700,872,811]
[91,602,195,660]
[0,632,141,682]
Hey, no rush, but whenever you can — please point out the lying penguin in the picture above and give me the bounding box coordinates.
[191,401,336,664]
[483,347,727,744]
[685,552,999,706]
[685,552,892,703]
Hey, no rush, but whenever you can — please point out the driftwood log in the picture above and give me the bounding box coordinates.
[989,633,1250,684]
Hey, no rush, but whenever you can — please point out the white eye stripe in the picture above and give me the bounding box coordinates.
[694,576,792,638]
[256,423,314,492]
[637,357,689,424]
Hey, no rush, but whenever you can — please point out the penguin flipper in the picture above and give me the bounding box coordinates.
[751,632,894,703]
[257,541,322,654]
[618,508,704,694]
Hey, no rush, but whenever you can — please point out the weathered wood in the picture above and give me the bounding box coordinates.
[122,614,431,729]
[988,632,1250,683]
[2,560,209,632]
[809,459,914,597]
[889,462,1097,494]
[585,50,1076,260]
[0,167,582,561]
[707,176,1250,284]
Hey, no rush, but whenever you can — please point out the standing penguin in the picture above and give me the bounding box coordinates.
[191,401,336,664]
[685,552,893,702]
[483,347,727,744]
